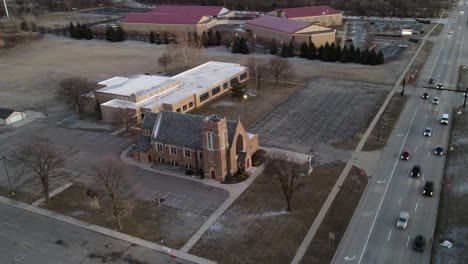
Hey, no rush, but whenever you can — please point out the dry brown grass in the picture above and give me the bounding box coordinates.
[300,166,368,264]
[189,162,345,264]
[0,186,40,204]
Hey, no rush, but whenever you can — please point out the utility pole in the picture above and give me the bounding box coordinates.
[2,156,14,196]
[377,117,381,141]
[464,87,468,108]
[2,0,10,18]
[154,198,165,244]
[43,97,48,117]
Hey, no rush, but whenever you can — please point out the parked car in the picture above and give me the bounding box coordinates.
[432,97,440,105]
[396,211,409,229]
[409,38,419,43]
[437,83,444,89]
[441,113,449,125]
[410,165,421,177]
[401,151,410,160]
[422,92,429,99]
[413,235,426,252]
[435,145,444,155]
[423,127,432,137]
[399,44,408,48]
[423,181,434,196]
[428,78,434,84]
[449,30,454,34]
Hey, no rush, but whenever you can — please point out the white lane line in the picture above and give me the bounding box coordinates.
[398,198,402,205]
[406,235,411,248]
[415,146,418,152]
[425,114,428,119]
[427,151,431,158]
[358,105,420,263]
[387,230,392,241]
[415,202,419,212]
[422,174,425,181]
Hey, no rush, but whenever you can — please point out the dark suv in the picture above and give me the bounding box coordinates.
[413,235,426,252]
[410,165,421,177]
[435,145,444,156]
[423,181,434,196]
[422,92,429,99]
[428,78,434,84]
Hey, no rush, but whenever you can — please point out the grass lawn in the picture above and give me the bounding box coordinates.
[43,183,206,249]
[300,166,368,263]
[189,162,345,264]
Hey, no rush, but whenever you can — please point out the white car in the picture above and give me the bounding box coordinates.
[397,211,410,229]
[432,97,439,105]
[449,31,454,34]
[399,44,408,48]
[423,127,432,137]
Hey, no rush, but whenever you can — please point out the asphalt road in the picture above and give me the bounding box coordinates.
[333,3,468,264]
[0,202,192,264]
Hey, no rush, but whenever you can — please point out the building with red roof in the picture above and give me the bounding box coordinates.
[245,15,335,47]
[150,5,230,17]
[271,5,343,26]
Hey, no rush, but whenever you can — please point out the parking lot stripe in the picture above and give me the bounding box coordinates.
[387,230,392,241]
[406,235,411,247]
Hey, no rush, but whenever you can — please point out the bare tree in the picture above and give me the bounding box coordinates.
[15,136,66,204]
[265,151,305,212]
[115,108,136,135]
[246,57,268,90]
[90,156,134,230]
[158,51,172,72]
[268,57,294,85]
[168,32,201,70]
[57,76,96,119]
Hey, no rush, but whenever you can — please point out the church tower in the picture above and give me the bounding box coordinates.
[202,115,229,181]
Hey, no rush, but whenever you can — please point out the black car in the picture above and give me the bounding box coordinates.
[437,83,444,89]
[428,78,434,84]
[410,165,421,177]
[422,92,429,99]
[413,235,426,252]
[435,145,444,155]
[423,181,434,196]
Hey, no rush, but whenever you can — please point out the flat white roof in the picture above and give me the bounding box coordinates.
[101,99,138,109]
[97,75,177,97]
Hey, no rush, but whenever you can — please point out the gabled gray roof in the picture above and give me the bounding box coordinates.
[141,112,159,130]
[0,108,15,119]
[135,135,152,152]
[153,111,239,150]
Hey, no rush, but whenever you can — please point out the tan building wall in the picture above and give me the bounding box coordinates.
[100,104,140,124]
[121,19,217,35]
[290,14,342,26]
[246,24,336,46]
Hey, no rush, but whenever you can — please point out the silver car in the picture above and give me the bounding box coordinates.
[432,97,439,105]
[423,127,432,137]
[397,211,410,229]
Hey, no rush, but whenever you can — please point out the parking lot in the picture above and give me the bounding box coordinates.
[249,78,390,164]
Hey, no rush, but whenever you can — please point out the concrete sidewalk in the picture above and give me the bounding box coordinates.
[290,21,439,264]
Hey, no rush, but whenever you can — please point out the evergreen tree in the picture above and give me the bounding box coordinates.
[240,37,250,54]
[322,42,330,61]
[287,41,295,57]
[329,42,337,62]
[307,41,316,60]
[299,42,308,58]
[340,45,348,63]
[201,31,209,47]
[31,22,37,32]
[231,38,241,53]
[21,20,28,31]
[215,30,222,46]
[86,27,94,40]
[361,48,369,64]
[155,31,161,44]
[280,42,288,57]
[116,26,125,42]
[149,31,155,44]
[68,22,74,38]
[207,30,214,46]
[163,31,169,44]
[353,47,362,63]
[377,50,385,65]
[348,44,355,62]
[81,24,88,39]
[270,38,278,55]
[317,45,324,61]
[368,49,378,65]
[105,26,112,41]
[336,43,342,61]
[76,23,82,39]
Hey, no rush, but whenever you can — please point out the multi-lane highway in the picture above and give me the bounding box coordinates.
[333,2,467,264]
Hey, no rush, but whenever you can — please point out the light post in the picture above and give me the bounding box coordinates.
[154,198,165,244]
[243,94,248,122]
[2,0,10,18]
[2,156,14,196]
[376,117,381,141]
[463,87,468,108]
[252,34,256,52]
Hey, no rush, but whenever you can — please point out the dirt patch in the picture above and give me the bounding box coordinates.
[406,41,434,85]
[0,185,40,204]
[362,93,407,151]
[189,162,345,264]
[457,65,468,92]
[432,109,468,263]
[44,183,206,249]
[430,24,444,37]
[300,166,368,264]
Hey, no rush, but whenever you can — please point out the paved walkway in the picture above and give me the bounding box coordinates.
[290,22,439,264]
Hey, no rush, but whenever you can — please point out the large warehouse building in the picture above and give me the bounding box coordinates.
[272,5,343,26]
[93,61,248,124]
[120,5,231,34]
[245,15,336,47]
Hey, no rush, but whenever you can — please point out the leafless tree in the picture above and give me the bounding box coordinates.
[246,57,268,90]
[14,136,66,204]
[158,51,172,72]
[57,76,96,119]
[90,156,134,230]
[114,108,136,135]
[265,151,305,212]
[268,57,294,85]
[168,32,201,70]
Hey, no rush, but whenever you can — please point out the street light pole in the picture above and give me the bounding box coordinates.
[376,117,381,141]
[243,94,248,122]
[464,87,468,108]
[2,156,14,196]
[154,198,165,244]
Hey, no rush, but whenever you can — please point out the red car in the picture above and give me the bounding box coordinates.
[401,151,410,160]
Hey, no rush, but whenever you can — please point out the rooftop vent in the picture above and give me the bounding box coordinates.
[211,115,221,122]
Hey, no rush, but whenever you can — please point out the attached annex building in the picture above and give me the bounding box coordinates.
[273,5,343,26]
[245,15,335,47]
[0,108,25,125]
[135,111,259,182]
[93,61,248,124]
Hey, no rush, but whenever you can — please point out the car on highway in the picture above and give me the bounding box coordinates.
[413,235,426,252]
[437,83,444,89]
[400,151,410,160]
[396,211,409,229]
[441,113,449,125]
[457,26,461,30]
[422,92,429,99]
[433,97,440,105]
[428,78,434,84]
[435,145,444,155]
[398,44,408,48]
[423,127,432,137]
[423,181,434,196]
[410,165,421,177]
[449,30,454,34]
